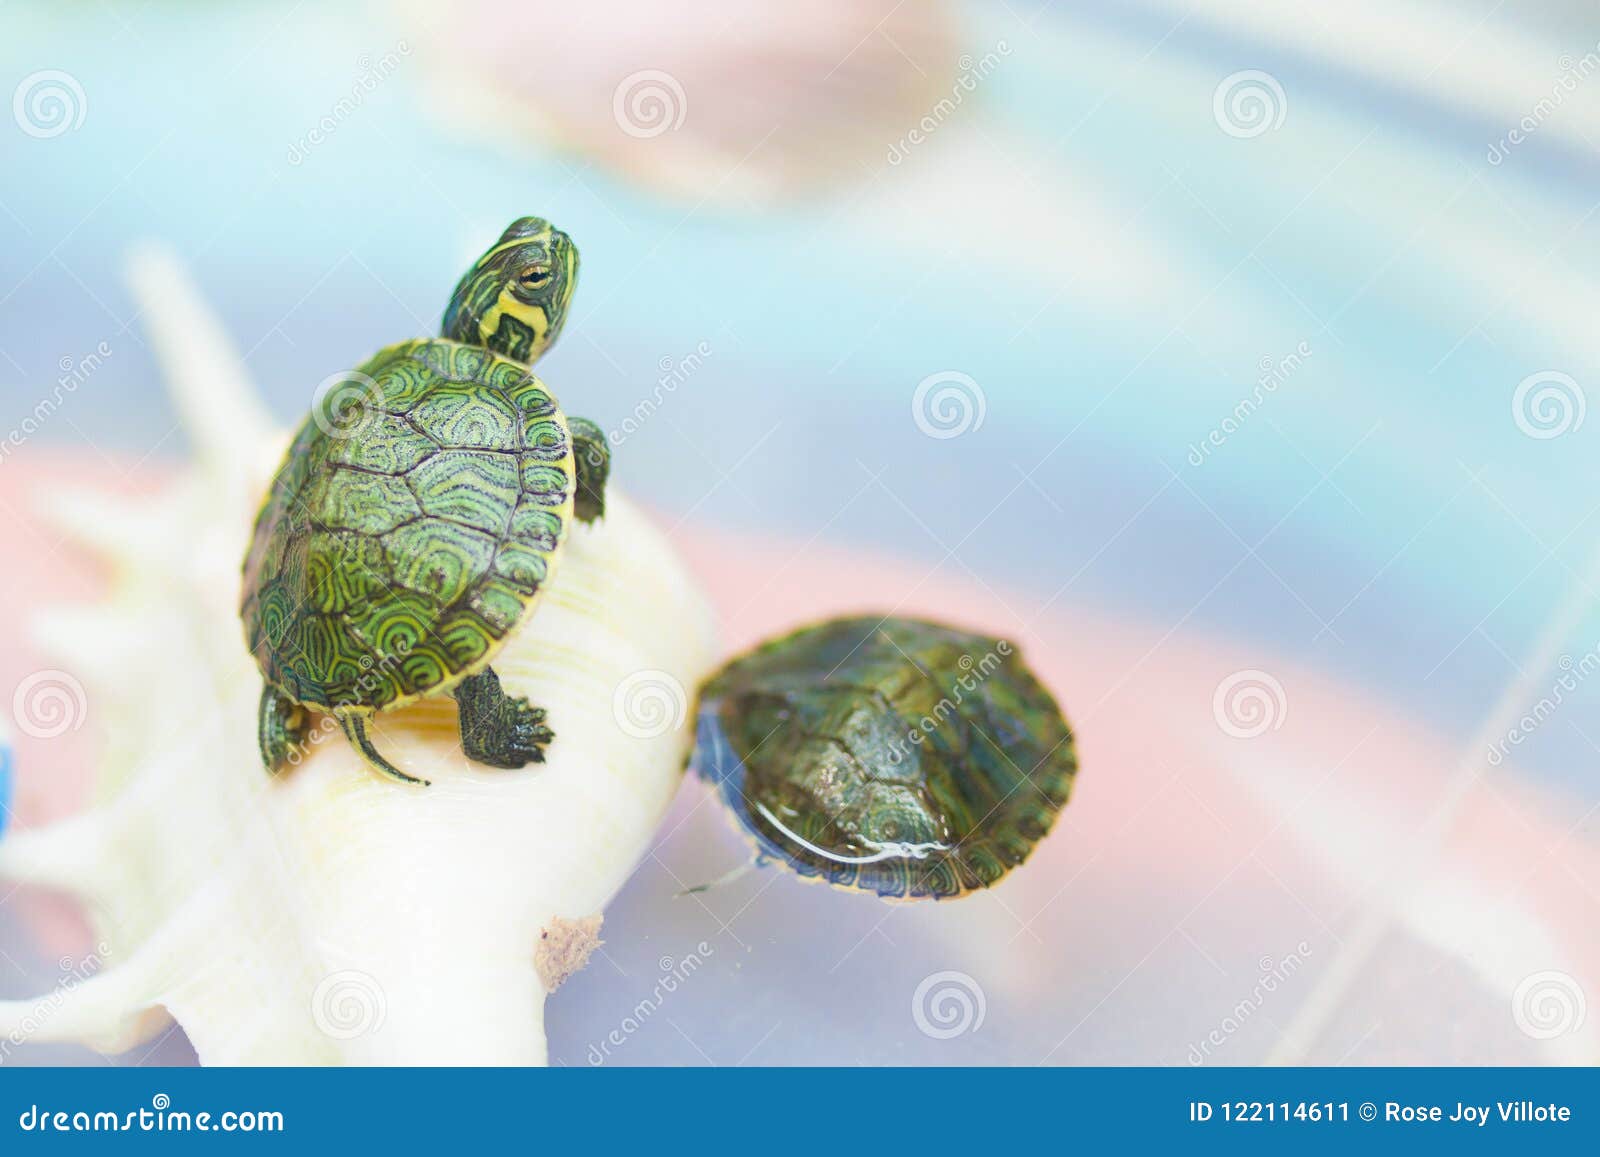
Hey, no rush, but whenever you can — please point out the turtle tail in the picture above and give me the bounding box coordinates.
[337,713,431,787]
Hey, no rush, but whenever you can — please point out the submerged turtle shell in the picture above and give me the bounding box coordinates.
[693,616,1076,899]
[241,338,575,711]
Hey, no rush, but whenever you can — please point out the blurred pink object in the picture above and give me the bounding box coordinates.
[416,0,959,202]
[0,454,141,825]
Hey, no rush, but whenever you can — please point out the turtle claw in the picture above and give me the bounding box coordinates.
[456,667,555,769]
[497,699,554,767]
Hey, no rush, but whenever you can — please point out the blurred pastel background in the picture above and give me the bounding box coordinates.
[1,0,1597,1065]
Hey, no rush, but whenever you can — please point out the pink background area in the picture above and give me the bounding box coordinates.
[4,453,1591,1064]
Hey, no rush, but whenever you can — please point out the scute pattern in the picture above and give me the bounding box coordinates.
[409,451,520,532]
[693,616,1076,899]
[241,339,575,711]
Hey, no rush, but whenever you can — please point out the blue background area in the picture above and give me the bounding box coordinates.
[2,0,1598,1068]
[4,3,1596,795]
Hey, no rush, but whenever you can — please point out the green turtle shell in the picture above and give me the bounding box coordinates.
[692,616,1076,899]
[240,338,575,712]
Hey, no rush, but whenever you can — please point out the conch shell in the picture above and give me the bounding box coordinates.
[0,246,717,1064]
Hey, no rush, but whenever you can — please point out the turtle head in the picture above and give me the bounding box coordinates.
[442,217,579,365]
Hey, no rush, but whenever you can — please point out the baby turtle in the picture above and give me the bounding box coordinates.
[691,616,1076,899]
[241,217,610,786]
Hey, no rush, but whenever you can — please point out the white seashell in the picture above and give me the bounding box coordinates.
[0,246,717,1065]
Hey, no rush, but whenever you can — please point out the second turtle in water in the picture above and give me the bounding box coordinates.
[692,616,1076,899]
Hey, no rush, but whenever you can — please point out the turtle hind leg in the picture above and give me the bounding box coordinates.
[258,685,310,775]
[567,416,610,524]
[336,712,431,787]
[677,860,758,897]
[455,667,554,769]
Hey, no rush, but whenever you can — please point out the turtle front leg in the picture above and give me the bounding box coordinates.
[258,684,310,774]
[567,416,610,524]
[455,666,554,768]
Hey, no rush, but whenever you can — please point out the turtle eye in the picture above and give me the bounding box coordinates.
[517,266,552,290]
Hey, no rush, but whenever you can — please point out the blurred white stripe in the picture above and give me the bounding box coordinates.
[1140,0,1600,153]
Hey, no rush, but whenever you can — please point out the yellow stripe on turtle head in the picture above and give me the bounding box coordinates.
[442,218,579,367]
